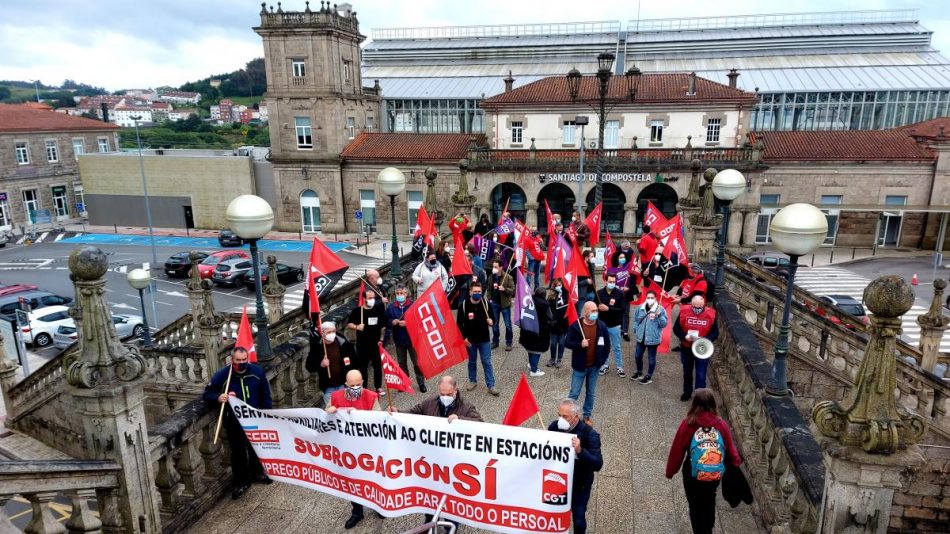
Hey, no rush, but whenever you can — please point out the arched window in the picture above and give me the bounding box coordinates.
[586,183,626,234]
[300,189,321,233]
[636,183,678,233]
[537,183,576,233]
[489,183,527,223]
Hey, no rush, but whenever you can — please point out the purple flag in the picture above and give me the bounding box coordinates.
[495,218,515,236]
[473,234,495,263]
[513,270,539,334]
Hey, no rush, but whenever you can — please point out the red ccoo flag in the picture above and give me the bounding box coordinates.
[585,202,603,246]
[358,281,365,308]
[502,373,541,426]
[406,280,468,379]
[379,344,415,394]
[236,305,257,363]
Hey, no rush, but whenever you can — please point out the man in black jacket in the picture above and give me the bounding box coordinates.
[456,282,498,395]
[596,273,626,377]
[547,398,602,534]
[346,287,387,395]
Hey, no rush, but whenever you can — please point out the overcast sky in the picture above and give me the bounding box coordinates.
[2,0,948,90]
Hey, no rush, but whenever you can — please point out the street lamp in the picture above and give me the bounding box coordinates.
[377,167,407,277]
[226,195,275,360]
[574,115,589,217]
[127,268,153,347]
[766,203,828,396]
[711,169,747,287]
[131,115,160,328]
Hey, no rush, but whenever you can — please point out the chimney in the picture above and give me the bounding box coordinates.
[727,68,739,89]
[503,71,515,93]
[100,102,110,123]
[687,72,696,95]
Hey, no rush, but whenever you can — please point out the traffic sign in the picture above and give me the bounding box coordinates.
[355,210,363,220]
[76,202,85,212]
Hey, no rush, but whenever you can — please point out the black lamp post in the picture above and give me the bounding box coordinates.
[226,194,275,361]
[711,169,747,287]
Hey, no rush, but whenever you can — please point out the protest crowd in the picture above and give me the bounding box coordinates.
[203,199,751,534]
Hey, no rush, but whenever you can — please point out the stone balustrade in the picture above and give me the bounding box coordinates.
[4,346,72,423]
[152,314,198,348]
[0,460,122,533]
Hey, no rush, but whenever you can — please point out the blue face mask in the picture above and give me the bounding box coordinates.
[619,257,626,265]
[606,282,616,290]
[588,312,599,322]
[472,293,483,302]
[396,295,406,303]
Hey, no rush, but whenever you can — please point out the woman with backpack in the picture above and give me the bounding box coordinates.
[665,389,742,534]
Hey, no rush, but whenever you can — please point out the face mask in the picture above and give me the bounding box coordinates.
[655,256,662,263]
[588,312,598,322]
[691,306,703,314]
[606,282,616,290]
[646,298,656,306]
[572,217,578,222]
[557,417,571,431]
[345,385,362,400]
[619,257,626,265]
[396,295,406,303]
[471,293,482,302]
[554,285,562,292]
[232,362,248,373]
[439,395,455,407]
[492,268,499,275]
[366,299,376,308]
[324,332,336,343]
[428,260,438,267]
[374,278,382,285]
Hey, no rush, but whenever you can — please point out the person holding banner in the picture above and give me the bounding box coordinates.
[325,369,380,529]
[385,285,428,393]
[546,278,570,368]
[305,321,356,398]
[489,258,515,351]
[632,290,669,385]
[565,301,610,424]
[519,287,552,377]
[202,347,273,500]
[547,398,602,534]
[673,294,720,402]
[412,251,449,295]
[346,287,388,395]
[596,273,626,377]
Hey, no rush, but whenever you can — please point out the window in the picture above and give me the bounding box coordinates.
[604,120,620,149]
[291,59,306,78]
[706,118,721,143]
[294,117,313,149]
[300,190,321,232]
[885,195,907,206]
[879,195,907,247]
[346,117,355,139]
[820,195,843,245]
[366,116,375,132]
[72,139,84,159]
[755,194,780,244]
[15,142,29,165]
[650,120,664,144]
[45,140,59,163]
[51,186,68,218]
[359,189,376,226]
[342,60,351,84]
[511,121,523,145]
[562,121,576,144]
[407,190,423,233]
[22,189,39,224]
[0,193,9,228]
[97,138,109,153]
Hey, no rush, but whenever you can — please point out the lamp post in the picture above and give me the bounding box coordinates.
[377,167,407,277]
[131,116,160,329]
[566,53,641,214]
[766,203,828,396]
[711,169,747,287]
[127,268,153,347]
[226,195,275,360]
[574,115,589,217]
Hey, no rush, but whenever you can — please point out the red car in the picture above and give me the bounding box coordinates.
[196,250,249,280]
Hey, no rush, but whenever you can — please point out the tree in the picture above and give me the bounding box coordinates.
[0,86,10,101]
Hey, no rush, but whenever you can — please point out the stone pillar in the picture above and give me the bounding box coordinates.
[525,203,538,229]
[451,160,476,225]
[916,278,949,374]
[740,206,760,248]
[64,246,161,534]
[727,209,743,246]
[424,168,445,233]
[263,255,286,324]
[623,204,638,235]
[185,252,206,327]
[812,275,927,534]
[0,345,17,420]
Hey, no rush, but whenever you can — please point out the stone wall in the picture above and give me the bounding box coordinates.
[890,446,950,532]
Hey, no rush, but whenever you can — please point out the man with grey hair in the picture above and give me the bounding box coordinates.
[548,398,602,534]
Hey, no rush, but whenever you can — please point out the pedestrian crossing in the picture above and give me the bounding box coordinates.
[794,266,950,353]
[14,231,83,245]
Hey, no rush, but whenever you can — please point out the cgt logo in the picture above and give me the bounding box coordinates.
[541,469,568,506]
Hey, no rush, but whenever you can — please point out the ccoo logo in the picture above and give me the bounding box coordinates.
[541,469,568,505]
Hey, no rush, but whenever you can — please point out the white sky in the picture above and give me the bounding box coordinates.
[1,0,948,90]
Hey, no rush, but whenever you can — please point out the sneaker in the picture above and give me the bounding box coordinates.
[617,368,625,378]
[466,382,477,391]
[491,342,499,349]
[488,387,500,396]
[554,360,562,368]
[231,484,250,500]
[505,344,512,352]
[598,365,608,376]
[622,333,631,342]
[377,388,386,397]
[639,375,653,385]
[529,370,545,377]
[254,475,274,485]
[680,393,692,402]
[631,372,643,381]
[545,359,556,367]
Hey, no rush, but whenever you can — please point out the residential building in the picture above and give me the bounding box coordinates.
[209,105,221,121]
[156,91,201,104]
[168,109,198,122]
[0,104,118,229]
[124,89,158,101]
[112,105,153,127]
[258,102,268,123]
[218,99,234,124]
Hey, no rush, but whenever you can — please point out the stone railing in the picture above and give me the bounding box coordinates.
[711,291,824,533]
[144,344,209,385]
[258,7,360,34]
[722,260,950,443]
[466,145,764,172]
[0,460,122,533]
[4,345,73,424]
[152,313,198,348]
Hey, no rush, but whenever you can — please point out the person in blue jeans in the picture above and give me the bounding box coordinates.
[631,290,668,385]
[456,282,500,396]
[596,273,626,377]
[564,301,610,424]
[488,259,515,350]
[547,278,570,367]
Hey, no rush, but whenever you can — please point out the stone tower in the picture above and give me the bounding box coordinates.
[254,2,381,232]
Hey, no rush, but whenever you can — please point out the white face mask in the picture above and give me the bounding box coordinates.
[646,298,656,306]
[366,299,376,308]
[374,278,382,285]
[557,417,571,431]
[324,332,336,343]
[492,268,499,275]
[439,395,455,407]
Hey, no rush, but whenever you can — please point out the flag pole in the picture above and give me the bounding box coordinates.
[379,344,394,412]
[318,310,331,379]
[213,364,234,445]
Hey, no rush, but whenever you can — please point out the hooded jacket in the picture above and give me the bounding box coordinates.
[665,412,742,480]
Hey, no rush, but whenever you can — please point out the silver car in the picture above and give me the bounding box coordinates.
[54,314,146,350]
[211,257,254,287]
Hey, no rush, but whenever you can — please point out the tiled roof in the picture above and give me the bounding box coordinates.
[898,117,950,140]
[752,130,934,162]
[0,104,118,133]
[341,133,479,162]
[482,73,756,107]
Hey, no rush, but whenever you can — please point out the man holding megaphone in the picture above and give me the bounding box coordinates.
[672,293,719,402]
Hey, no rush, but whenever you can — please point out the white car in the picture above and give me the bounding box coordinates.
[22,305,73,348]
[53,314,146,350]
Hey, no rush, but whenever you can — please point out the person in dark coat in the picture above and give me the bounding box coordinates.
[346,287,387,394]
[565,301,611,424]
[305,321,357,397]
[547,398,602,534]
[518,287,552,376]
[547,278,570,368]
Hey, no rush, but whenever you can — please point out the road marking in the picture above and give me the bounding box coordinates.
[111,302,137,311]
[143,262,150,271]
[15,236,25,245]
[155,301,174,306]
[158,290,187,298]
[53,233,65,242]
[37,232,49,243]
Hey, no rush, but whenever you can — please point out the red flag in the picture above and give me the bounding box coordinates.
[236,305,257,363]
[501,373,540,426]
[654,213,680,246]
[643,200,668,230]
[570,239,590,278]
[406,281,467,379]
[380,344,415,394]
[563,268,579,326]
[497,197,510,227]
[565,224,577,244]
[658,302,674,354]
[306,267,321,315]
[544,199,556,235]
[450,236,473,277]
[605,231,616,267]
[358,281,365,308]
[585,202,603,246]
[308,237,349,300]
[661,216,689,266]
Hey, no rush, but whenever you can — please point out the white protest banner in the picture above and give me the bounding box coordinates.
[229,398,574,533]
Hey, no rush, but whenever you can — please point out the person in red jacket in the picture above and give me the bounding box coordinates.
[666,389,742,534]
[677,264,709,303]
[637,225,659,266]
[673,294,719,401]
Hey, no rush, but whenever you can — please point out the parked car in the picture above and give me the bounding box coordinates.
[53,314,145,350]
[0,291,73,321]
[807,294,869,330]
[196,250,249,280]
[21,305,73,347]
[211,257,255,286]
[218,229,244,247]
[0,284,38,297]
[745,251,795,278]
[243,262,305,290]
[164,251,210,278]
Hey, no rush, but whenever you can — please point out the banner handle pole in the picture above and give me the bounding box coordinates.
[536,411,545,429]
[213,364,234,445]
[318,311,330,379]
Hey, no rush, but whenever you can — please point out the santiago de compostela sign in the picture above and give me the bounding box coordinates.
[538,173,655,183]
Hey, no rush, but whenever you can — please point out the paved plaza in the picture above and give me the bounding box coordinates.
[189,336,764,534]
